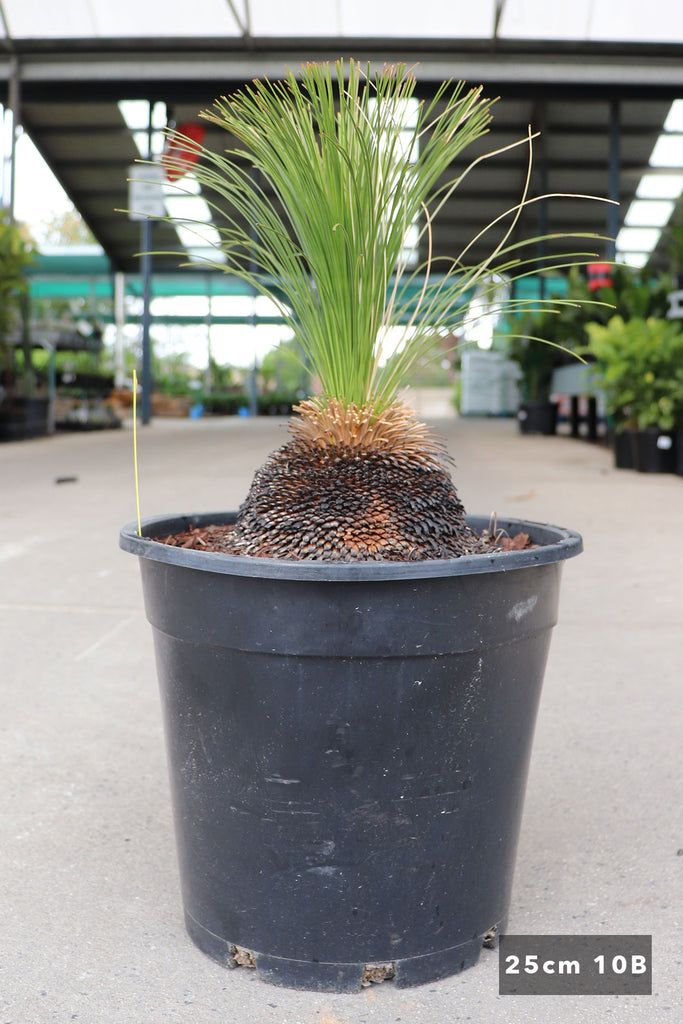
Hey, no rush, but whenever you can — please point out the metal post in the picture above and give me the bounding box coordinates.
[7,58,19,221]
[538,180,548,301]
[139,102,156,425]
[607,99,620,261]
[47,345,56,435]
[0,2,11,207]
[114,271,126,388]
[248,302,259,417]
[205,274,213,393]
[536,105,548,301]
[140,218,153,424]
[249,167,259,416]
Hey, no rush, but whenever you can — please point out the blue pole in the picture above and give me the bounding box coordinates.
[140,217,153,424]
[607,100,620,262]
[249,166,259,417]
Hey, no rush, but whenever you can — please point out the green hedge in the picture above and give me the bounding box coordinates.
[201,391,300,416]
[201,392,249,415]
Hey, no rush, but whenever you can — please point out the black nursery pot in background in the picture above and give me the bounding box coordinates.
[630,429,677,473]
[0,395,49,442]
[517,400,559,436]
[612,428,635,470]
[120,513,582,992]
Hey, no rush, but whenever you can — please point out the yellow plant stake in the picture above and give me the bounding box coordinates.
[133,370,142,536]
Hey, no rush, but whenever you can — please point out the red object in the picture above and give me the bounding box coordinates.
[162,123,206,182]
[587,262,613,292]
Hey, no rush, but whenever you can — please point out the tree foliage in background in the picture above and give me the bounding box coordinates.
[0,215,37,391]
[260,338,309,395]
[34,209,97,247]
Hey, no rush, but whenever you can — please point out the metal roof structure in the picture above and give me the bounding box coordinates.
[3,2,683,277]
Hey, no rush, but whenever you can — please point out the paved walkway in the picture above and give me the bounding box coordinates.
[1,415,680,1023]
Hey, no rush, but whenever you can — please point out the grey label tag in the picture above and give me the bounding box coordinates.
[499,935,652,995]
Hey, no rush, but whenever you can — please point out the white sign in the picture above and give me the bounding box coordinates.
[127,163,166,220]
[666,289,683,320]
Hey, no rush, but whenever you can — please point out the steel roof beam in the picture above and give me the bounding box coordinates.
[3,45,683,94]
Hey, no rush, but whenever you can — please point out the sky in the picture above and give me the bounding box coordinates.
[14,131,74,232]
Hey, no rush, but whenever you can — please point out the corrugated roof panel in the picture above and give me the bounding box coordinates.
[5,0,243,39]
[5,0,683,44]
[589,0,683,43]
[94,0,243,38]
[498,0,683,44]
[6,0,97,38]
[249,0,496,38]
[340,0,495,39]
[247,0,337,38]
[498,0,593,41]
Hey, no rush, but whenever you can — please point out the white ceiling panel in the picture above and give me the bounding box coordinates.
[5,0,98,39]
[94,0,243,38]
[588,0,683,43]
[338,0,496,39]
[4,0,243,39]
[249,0,495,38]
[495,0,683,44]
[3,0,683,43]
[496,0,594,41]
[248,0,339,37]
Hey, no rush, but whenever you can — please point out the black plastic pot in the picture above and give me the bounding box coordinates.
[517,400,558,436]
[630,429,676,474]
[612,428,635,470]
[120,513,582,992]
[0,395,49,441]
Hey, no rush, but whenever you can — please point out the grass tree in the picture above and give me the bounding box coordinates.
[158,59,602,561]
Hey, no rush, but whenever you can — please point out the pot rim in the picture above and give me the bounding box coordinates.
[120,512,582,581]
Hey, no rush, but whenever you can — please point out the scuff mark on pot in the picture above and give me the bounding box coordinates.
[507,594,538,622]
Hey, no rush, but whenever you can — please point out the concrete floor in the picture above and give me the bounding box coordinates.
[1,415,681,1023]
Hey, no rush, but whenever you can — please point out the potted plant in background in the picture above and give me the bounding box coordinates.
[506,263,674,441]
[121,60,603,991]
[584,314,683,472]
[507,310,564,434]
[0,215,47,441]
[563,263,672,460]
